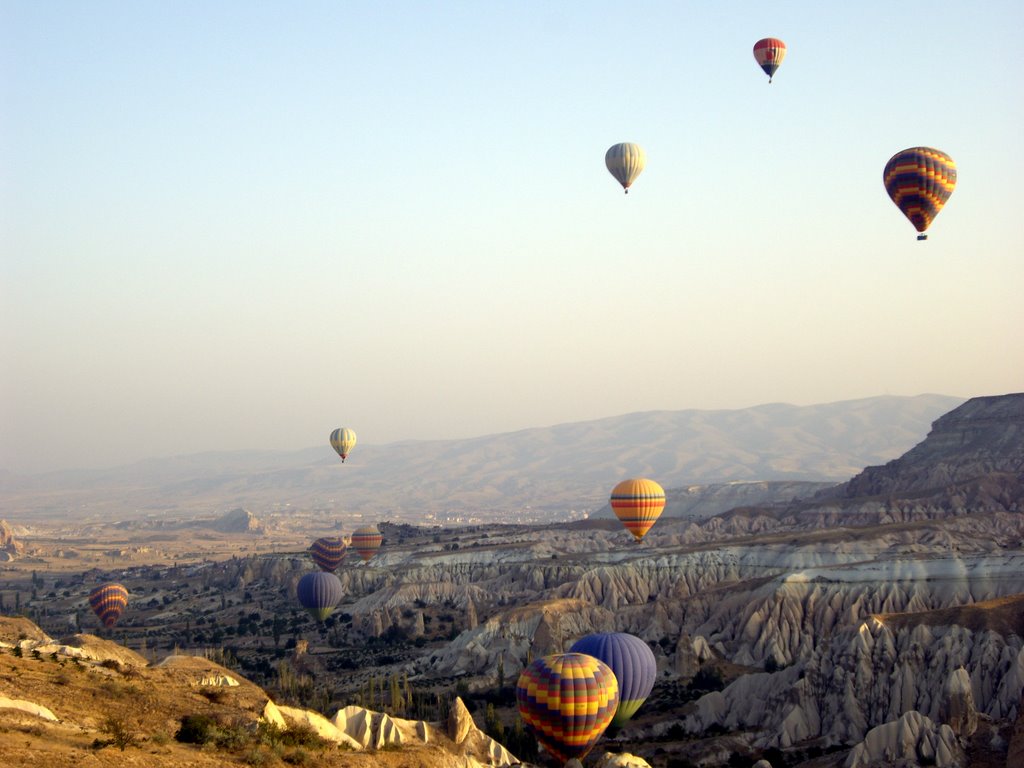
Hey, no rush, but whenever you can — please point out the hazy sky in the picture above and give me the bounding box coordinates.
[2,2,1022,474]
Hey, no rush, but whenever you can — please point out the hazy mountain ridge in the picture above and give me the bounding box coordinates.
[0,394,963,520]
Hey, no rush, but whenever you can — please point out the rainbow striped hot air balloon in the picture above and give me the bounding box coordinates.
[753,37,786,82]
[569,632,657,728]
[329,427,357,462]
[88,583,129,628]
[296,571,344,622]
[883,147,957,240]
[516,652,619,765]
[309,536,346,572]
[610,478,666,542]
[351,525,383,562]
[605,142,646,194]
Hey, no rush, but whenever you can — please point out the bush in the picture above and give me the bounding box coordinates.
[175,714,217,745]
[283,746,313,765]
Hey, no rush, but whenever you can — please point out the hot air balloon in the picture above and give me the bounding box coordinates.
[296,571,343,622]
[883,147,957,240]
[516,652,619,764]
[351,525,383,562]
[569,633,657,728]
[610,478,666,542]
[309,536,346,572]
[330,427,357,462]
[605,143,646,193]
[88,583,128,628]
[753,37,786,82]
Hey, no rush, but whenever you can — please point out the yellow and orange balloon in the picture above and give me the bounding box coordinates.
[351,525,383,562]
[610,478,666,541]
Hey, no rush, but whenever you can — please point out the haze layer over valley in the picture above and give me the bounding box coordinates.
[0,394,962,524]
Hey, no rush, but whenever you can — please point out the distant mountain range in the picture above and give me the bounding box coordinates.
[0,394,964,521]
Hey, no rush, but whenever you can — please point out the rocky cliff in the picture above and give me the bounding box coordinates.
[837,393,1024,504]
[210,507,264,533]
[0,519,23,559]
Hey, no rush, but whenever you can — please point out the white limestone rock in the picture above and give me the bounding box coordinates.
[940,666,977,737]
[844,710,963,768]
[448,696,474,744]
[0,695,58,722]
[261,700,286,728]
[593,752,653,767]
[276,704,362,749]
[332,704,372,747]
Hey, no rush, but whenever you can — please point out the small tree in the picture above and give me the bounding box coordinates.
[484,703,505,743]
[100,715,138,751]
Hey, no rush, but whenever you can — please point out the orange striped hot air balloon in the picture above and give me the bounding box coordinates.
[351,525,383,562]
[88,583,128,628]
[753,37,786,82]
[883,147,957,240]
[610,478,666,542]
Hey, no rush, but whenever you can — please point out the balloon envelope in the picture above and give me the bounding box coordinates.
[329,428,357,462]
[351,525,383,562]
[516,652,619,764]
[309,536,346,572]
[89,583,128,628]
[883,147,956,239]
[610,478,666,541]
[296,572,344,622]
[605,143,646,193]
[753,37,786,81]
[569,632,657,727]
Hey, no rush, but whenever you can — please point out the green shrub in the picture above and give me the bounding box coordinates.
[284,746,312,765]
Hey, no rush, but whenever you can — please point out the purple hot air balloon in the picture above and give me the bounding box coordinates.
[296,571,343,622]
[569,632,656,727]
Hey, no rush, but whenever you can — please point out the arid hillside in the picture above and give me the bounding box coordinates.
[0,616,518,768]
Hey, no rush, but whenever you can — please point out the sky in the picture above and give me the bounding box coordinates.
[2,1,1022,474]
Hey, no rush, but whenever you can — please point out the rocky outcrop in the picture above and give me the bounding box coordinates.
[593,755,654,768]
[940,667,978,737]
[276,704,363,748]
[844,711,962,767]
[680,601,1024,750]
[210,507,264,533]
[0,695,58,722]
[1007,690,1024,767]
[836,393,1024,503]
[448,696,474,744]
[0,519,23,557]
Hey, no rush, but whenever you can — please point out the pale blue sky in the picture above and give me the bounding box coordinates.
[2,1,1022,473]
